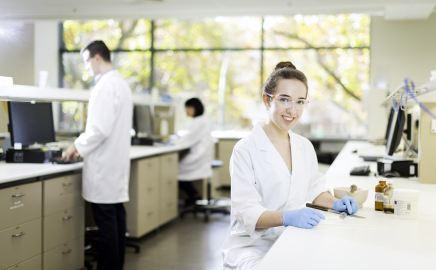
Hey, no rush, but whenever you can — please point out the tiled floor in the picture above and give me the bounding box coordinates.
[124,214,230,270]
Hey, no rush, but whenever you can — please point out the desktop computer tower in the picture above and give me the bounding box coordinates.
[6,148,62,163]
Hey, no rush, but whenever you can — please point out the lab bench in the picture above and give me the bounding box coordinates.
[257,141,436,270]
[0,144,188,269]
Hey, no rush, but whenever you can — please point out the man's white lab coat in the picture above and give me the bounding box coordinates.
[177,114,213,181]
[222,124,326,269]
[75,70,133,204]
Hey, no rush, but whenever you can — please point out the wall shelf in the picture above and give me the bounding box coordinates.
[0,84,170,106]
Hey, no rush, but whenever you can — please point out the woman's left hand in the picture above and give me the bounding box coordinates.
[332,196,358,215]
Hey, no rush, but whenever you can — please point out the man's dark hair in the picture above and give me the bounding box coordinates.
[185,97,204,117]
[82,40,111,62]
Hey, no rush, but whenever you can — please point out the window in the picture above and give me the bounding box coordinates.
[60,14,369,137]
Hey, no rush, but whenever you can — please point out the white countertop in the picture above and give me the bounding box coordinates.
[0,144,189,186]
[258,141,436,270]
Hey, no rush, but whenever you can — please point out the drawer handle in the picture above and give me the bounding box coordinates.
[11,193,25,198]
[62,215,73,221]
[62,248,72,255]
[147,187,153,192]
[62,182,73,187]
[11,232,25,238]
[147,212,153,216]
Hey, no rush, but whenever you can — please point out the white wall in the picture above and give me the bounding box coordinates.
[34,21,61,130]
[367,14,436,140]
[34,21,59,88]
[0,21,60,134]
[0,22,35,134]
[371,14,436,88]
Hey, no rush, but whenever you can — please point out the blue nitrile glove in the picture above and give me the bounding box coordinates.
[333,196,358,215]
[282,208,325,229]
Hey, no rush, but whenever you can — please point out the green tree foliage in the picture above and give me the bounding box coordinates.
[61,14,369,134]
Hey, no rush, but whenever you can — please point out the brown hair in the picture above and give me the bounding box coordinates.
[263,61,308,95]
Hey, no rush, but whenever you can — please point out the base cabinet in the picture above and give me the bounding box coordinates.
[126,153,178,238]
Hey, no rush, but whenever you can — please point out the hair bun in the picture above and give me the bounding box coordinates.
[274,61,296,71]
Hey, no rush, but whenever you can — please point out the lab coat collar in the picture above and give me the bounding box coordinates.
[94,68,116,84]
[252,124,296,152]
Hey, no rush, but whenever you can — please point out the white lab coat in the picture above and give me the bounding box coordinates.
[177,115,213,181]
[222,124,327,269]
[75,70,133,204]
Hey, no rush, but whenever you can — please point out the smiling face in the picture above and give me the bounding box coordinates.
[263,78,307,131]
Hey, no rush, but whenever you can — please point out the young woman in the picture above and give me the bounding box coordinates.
[222,61,358,270]
[177,98,214,205]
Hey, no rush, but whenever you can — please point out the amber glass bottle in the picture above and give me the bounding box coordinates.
[375,180,387,211]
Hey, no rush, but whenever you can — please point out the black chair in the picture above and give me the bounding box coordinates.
[180,160,230,222]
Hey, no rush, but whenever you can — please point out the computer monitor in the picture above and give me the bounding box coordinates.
[384,108,395,143]
[386,105,406,156]
[8,101,55,147]
[404,106,420,154]
[133,105,154,137]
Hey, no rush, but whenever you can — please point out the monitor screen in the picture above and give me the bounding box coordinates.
[133,105,153,137]
[8,102,55,146]
[384,108,395,143]
[386,106,405,156]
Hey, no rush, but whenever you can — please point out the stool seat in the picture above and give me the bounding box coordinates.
[180,159,230,222]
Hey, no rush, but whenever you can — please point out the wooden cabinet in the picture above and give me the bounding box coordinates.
[159,153,178,224]
[126,152,179,238]
[126,157,160,237]
[5,255,42,270]
[42,174,84,270]
[0,181,42,231]
[0,181,42,269]
[0,218,42,269]
[42,236,84,270]
[216,139,238,186]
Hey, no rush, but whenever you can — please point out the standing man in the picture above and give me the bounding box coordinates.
[64,40,133,270]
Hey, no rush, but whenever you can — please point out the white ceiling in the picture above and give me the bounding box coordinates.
[0,0,435,20]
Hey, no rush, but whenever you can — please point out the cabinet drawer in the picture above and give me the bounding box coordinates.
[43,174,82,216]
[5,254,42,270]
[0,182,42,230]
[160,179,177,201]
[0,218,42,269]
[43,236,84,270]
[43,206,84,252]
[136,157,160,189]
[161,153,177,169]
[159,200,177,224]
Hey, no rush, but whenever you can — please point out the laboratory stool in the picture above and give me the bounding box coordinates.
[180,160,230,222]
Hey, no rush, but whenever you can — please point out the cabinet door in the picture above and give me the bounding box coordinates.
[217,139,238,186]
[43,174,82,216]
[0,181,42,230]
[5,255,42,270]
[0,218,42,269]
[159,153,178,224]
[125,157,160,238]
[43,236,84,270]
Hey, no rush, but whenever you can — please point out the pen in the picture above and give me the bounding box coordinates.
[305,203,365,219]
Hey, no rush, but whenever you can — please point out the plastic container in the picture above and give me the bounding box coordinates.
[393,189,420,218]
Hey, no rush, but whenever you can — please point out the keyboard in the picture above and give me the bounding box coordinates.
[50,157,82,164]
[358,146,386,162]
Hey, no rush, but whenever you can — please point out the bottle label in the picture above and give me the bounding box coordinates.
[375,192,384,202]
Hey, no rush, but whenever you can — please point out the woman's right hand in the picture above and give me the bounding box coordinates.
[282,208,325,229]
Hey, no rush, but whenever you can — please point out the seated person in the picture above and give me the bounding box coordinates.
[176,98,213,206]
